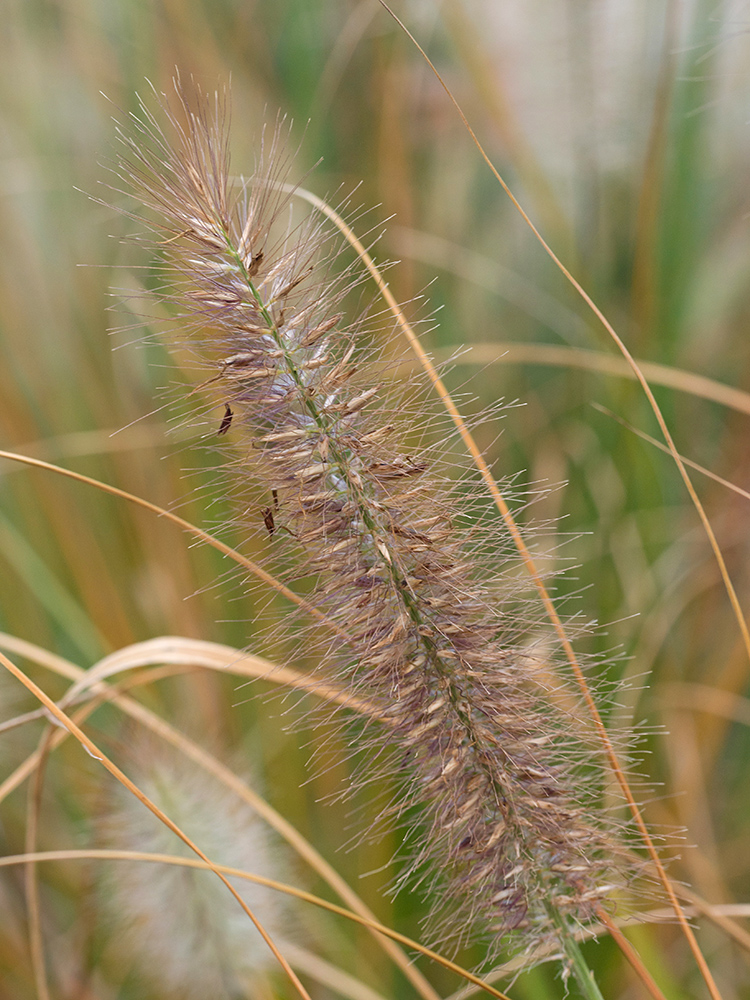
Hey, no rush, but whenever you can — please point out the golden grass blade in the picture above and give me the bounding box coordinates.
[0,849,512,1000]
[0,632,370,715]
[24,726,54,1000]
[0,632,440,1000]
[262,940,391,1000]
[56,636,378,717]
[593,908,667,1000]
[433,342,750,418]
[0,449,350,641]
[594,403,750,501]
[0,650,314,1000]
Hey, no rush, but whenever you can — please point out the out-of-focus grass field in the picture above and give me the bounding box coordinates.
[2,1,750,997]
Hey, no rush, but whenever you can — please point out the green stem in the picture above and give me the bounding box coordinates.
[548,904,605,1000]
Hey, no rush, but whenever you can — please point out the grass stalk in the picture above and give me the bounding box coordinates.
[546,904,604,1000]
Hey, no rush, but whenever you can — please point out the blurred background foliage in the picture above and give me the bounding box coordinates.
[2,0,750,997]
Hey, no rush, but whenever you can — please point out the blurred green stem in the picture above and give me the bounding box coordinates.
[547,904,605,1000]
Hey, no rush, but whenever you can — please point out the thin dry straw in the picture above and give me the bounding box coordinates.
[0,647,502,999]
[5,635,748,977]
[0,632,439,1000]
[431,341,750,419]
[0,648,315,1000]
[372,6,729,995]
[0,849,513,1000]
[0,448,350,640]
[52,636,376,717]
[594,403,750,503]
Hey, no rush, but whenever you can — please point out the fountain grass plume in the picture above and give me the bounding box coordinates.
[110,78,639,963]
[97,735,288,998]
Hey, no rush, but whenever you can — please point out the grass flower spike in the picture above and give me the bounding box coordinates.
[113,80,635,964]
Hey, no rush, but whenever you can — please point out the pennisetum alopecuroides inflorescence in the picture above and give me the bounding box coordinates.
[111,79,638,972]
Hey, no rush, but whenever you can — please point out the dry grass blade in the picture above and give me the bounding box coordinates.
[57,635,377,717]
[0,649,314,1000]
[0,449,349,640]
[0,631,367,712]
[24,726,54,1000]
[593,404,750,502]
[0,632,439,1000]
[373,4,727,995]
[0,849,513,1000]
[434,343,750,418]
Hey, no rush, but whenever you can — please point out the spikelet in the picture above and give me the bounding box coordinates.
[97,737,288,998]
[112,80,635,959]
